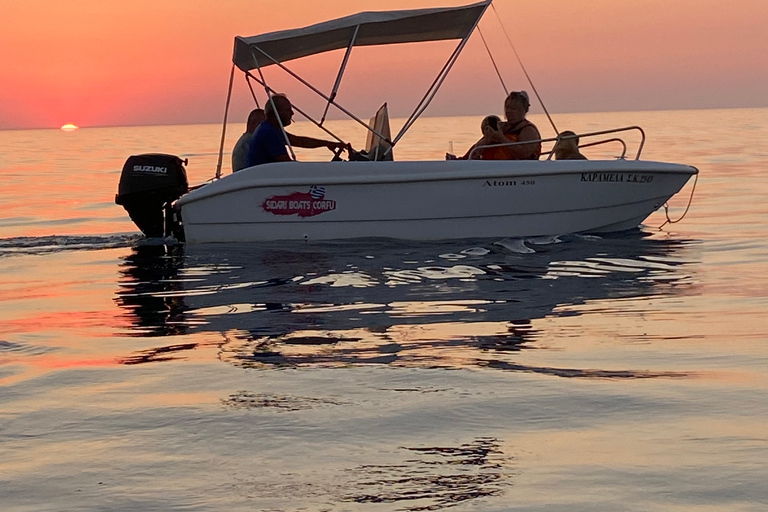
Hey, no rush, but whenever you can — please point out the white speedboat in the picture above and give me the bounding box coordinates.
[178,158,695,243]
[119,0,698,243]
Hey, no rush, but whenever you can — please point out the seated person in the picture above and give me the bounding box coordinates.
[246,94,348,166]
[448,115,502,160]
[231,108,265,172]
[449,91,541,160]
[553,130,587,160]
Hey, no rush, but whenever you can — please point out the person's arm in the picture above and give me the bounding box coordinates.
[457,140,481,160]
[464,126,507,159]
[287,133,348,152]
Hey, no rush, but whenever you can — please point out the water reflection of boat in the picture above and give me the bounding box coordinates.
[114,244,190,338]
[114,233,698,376]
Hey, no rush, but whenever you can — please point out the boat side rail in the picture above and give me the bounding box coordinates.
[543,137,628,160]
[468,125,646,161]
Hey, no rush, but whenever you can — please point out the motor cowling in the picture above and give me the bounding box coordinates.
[116,154,189,239]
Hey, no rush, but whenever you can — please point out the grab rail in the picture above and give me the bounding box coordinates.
[544,137,628,160]
[468,125,646,161]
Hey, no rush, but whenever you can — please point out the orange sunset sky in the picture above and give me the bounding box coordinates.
[1,0,767,130]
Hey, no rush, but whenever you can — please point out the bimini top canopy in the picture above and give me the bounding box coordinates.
[233,0,491,71]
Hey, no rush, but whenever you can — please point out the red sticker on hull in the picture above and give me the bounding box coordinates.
[262,187,336,217]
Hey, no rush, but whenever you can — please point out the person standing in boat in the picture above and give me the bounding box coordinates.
[450,91,542,160]
[231,108,265,172]
[246,94,348,166]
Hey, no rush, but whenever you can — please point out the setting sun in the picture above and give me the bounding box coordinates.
[60,123,79,131]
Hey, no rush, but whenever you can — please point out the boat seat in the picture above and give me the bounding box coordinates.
[364,103,393,161]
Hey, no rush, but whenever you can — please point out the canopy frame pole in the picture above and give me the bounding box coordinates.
[215,64,236,179]
[321,25,360,126]
[248,45,393,146]
[478,26,508,96]
[252,57,296,160]
[490,2,558,134]
[245,74,261,108]
[391,40,463,146]
[392,1,490,145]
[245,71,346,144]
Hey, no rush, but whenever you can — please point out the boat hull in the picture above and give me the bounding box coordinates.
[176,159,697,243]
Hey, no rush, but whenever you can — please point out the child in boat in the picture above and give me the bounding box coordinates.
[447,115,503,160]
[447,91,541,160]
[553,130,587,160]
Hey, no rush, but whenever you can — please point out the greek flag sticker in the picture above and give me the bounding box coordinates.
[309,185,325,199]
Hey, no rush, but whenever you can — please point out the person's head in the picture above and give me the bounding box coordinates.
[504,91,530,124]
[264,94,293,126]
[246,108,266,133]
[481,115,501,132]
[554,130,580,158]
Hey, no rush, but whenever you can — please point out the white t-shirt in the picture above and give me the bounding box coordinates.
[231,131,252,172]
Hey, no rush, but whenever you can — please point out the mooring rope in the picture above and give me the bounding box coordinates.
[659,173,699,230]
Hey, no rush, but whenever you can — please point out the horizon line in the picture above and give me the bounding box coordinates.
[1,104,766,132]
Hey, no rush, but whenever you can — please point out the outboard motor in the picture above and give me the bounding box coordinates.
[115,154,188,240]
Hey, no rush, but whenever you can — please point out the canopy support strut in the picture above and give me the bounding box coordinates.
[392,39,464,146]
[490,2,558,134]
[392,0,489,146]
[245,74,261,108]
[248,46,393,147]
[478,26,508,96]
[245,71,347,145]
[251,58,296,161]
[215,64,236,179]
[321,25,360,126]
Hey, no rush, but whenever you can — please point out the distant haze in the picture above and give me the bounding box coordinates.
[1,0,767,130]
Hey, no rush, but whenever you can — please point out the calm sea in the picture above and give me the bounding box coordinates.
[1,109,767,511]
